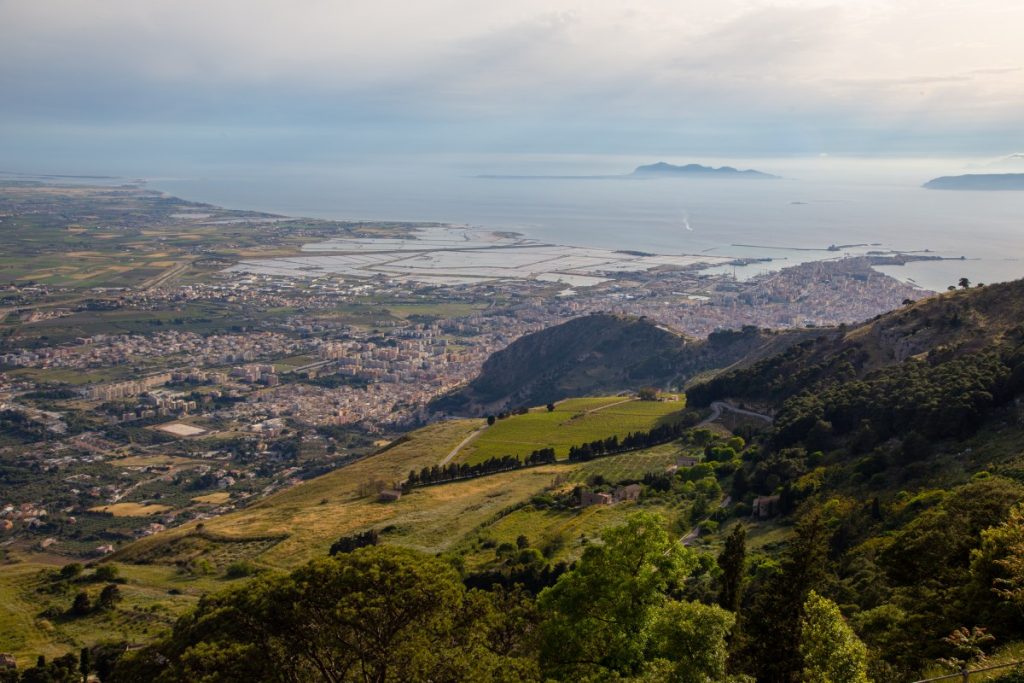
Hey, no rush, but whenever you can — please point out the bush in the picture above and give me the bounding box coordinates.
[224,561,259,579]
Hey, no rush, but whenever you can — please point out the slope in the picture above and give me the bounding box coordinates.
[431,313,810,415]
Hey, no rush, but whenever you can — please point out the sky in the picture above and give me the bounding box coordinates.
[2,0,1024,170]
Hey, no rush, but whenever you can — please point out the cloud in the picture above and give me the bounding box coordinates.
[1,0,1022,155]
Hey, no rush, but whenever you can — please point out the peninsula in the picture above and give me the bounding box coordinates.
[923,173,1024,190]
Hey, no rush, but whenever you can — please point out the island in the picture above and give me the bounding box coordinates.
[477,161,779,180]
[923,173,1024,190]
[630,161,779,179]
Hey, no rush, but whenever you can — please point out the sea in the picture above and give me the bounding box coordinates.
[33,154,1024,292]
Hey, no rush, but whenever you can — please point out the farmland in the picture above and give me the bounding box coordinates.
[457,395,686,465]
[568,441,686,482]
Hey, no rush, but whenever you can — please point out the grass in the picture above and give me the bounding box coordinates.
[383,302,488,319]
[458,499,686,570]
[0,561,235,668]
[87,503,174,517]
[192,492,232,505]
[113,419,490,568]
[459,396,686,465]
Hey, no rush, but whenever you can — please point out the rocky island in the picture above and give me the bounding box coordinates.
[630,161,779,179]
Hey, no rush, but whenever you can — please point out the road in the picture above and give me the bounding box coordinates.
[682,496,732,546]
[698,401,772,427]
[439,424,488,465]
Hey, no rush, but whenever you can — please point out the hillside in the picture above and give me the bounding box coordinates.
[10,285,1024,679]
[688,278,1024,410]
[431,313,809,415]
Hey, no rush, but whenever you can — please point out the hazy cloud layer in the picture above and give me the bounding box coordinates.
[2,0,1023,158]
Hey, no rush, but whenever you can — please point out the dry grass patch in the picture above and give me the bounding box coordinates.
[88,503,173,517]
[192,492,231,505]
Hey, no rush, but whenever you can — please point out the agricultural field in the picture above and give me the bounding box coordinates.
[568,442,691,482]
[458,395,686,465]
[86,503,174,517]
[114,419,492,568]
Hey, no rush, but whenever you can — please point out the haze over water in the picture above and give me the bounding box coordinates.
[146,155,1024,292]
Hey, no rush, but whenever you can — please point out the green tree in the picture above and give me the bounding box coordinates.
[79,647,91,683]
[740,509,831,682]
[959,277,971,289]
[647,600,735,683]
[991,503,1024,606]
[92,564,120,582]
[113,546,539,683]
[70,591,91,617]
[799,591,869,683]
[537,512,696,679]
[98,583,123,610]
[717,523,747,613]
[59,563,84,581]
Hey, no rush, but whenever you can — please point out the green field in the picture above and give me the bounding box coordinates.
[568,442,689,482]
[458,396,686,465]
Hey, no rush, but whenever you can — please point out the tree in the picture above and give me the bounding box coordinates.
[648,600,735,683]
[546,403,555,412]
[717,524,747,613]
[80,647,91,683]
[537,512,696,679]
[112,546,540,683]
[959,277,971,289]
[98,583,123,610]
[487,415,496,426]
[93,564,120,582]
[799,591,869,683]
[739,509,831,682]
[59,563,84,581]
[70,591,92,616]
[638,387,659,401]
[991,503,1024,606]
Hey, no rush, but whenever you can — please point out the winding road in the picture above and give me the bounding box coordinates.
[698,401,772,427]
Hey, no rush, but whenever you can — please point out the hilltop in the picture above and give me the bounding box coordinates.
[430,313,810,415]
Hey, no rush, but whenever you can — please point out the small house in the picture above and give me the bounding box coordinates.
[752,495,781,519]
[676,455,700,468]
[613,484,642,503]
[580,490,613,507]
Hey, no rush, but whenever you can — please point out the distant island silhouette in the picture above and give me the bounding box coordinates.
[923,173,1024,191]
[476,161,779,180]
[630,162,778,179]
